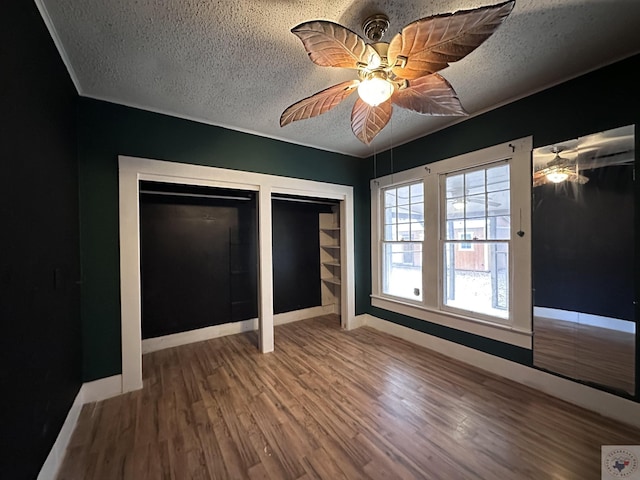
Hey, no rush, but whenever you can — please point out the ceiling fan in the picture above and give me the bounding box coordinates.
[280,0,515,145]
[532,146,590,187]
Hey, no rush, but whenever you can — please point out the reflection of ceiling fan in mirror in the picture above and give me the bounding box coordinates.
[532,146,590,187]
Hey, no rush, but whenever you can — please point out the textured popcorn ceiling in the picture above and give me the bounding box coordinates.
[37,0,640,158]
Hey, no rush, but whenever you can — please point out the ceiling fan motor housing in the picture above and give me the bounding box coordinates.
[362,14,390,42]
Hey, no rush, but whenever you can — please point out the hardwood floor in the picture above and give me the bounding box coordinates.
[533,315,635,395]
[57,315,640,479]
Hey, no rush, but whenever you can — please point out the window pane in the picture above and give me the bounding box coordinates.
[465,170,485,195]
[384,206,396,225]
[397,205,411,223]
[410,202,424,222]
[446,174,464,199]
[444,164,509,242]
[398,224,411,240]
[397,186,410,205]
[382,181,424,301]
[385,190,396,208]
[488,215,510,240]
[410,183,424,203]
[445,219,460,241]
[458,232,473,251]
[443,242,508,319]
[487,164,509,192]
[383,242,422,300]
[384,224,396,241]
[447,199,465,221]
[465,195,486,218]
[465,219,486,240]
[487,190,509,217]
[410,222,424,240]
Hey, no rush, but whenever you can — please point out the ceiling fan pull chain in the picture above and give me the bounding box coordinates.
[516,208,525,237]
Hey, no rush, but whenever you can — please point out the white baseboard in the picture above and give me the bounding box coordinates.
[350,313,369,329]
[142,306,336,354]
[360,315,640,429]
[37,389,83,480]
[37,375,124,480]
[80,375,123,404]
[142,319,258,354]
[275,305,335,325]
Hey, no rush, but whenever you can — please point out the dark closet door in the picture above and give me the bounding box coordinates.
[140,186,257,339]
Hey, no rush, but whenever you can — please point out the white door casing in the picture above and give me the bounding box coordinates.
[118,156,355,393]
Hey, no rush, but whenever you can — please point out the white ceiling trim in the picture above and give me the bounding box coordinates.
[34,0,82,95]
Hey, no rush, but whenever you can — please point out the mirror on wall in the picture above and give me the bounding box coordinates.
[531,125,636,396]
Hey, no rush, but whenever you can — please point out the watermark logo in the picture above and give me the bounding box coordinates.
[602,446,640,479]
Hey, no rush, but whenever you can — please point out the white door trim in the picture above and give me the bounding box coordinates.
[118,156,355,393]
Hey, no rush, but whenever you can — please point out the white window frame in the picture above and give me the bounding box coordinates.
[440,161,511,324]
[381,181,424,301]
[370,137,532,348]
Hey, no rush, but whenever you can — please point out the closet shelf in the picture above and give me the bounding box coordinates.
[322,261,341,267]
[320,209,341,311]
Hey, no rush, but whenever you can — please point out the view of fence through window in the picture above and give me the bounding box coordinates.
[381,164,511,320]
[382,182,424,301]
[443,163,510,319]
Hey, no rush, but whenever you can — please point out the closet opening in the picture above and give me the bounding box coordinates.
[271,194,342,326]
[139,181,258,342]
[118,155,355,393]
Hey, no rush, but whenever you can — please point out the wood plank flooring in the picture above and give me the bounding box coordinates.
[57,315,640,479]
[533,315,635,395]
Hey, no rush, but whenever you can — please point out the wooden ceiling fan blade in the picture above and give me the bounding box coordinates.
[532,174,547,188]
[351,98,392,145]
[291,20,377,69]
[392,74,468,116]
[280,80,359,127]
[570,173,590,184]
[388,0,515,79]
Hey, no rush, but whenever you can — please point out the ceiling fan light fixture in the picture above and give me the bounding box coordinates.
[546,168,570,183]
[358,72,394,106]
[281,1,515,143]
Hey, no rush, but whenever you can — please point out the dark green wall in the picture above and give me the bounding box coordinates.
[365,54,639,398]
[78,47,639,396]
[372,55,639,176]
[78,99,369,380]
[1,1,81,478]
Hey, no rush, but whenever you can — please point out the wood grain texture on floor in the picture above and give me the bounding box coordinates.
[533,315,635,395]
[57,315,640,479]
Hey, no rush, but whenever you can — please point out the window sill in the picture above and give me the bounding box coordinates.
[370,294,532,349]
